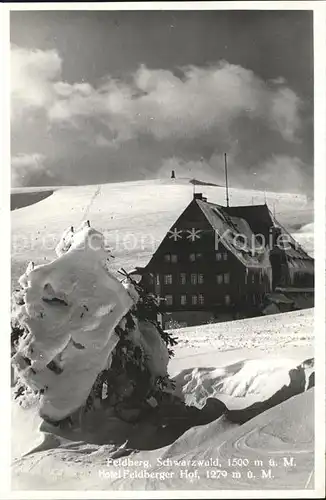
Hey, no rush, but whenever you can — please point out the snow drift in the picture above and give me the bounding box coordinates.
[11,222,169,422]
[174,357,314,411]
[11,388,315,490]
[11,305,315,491]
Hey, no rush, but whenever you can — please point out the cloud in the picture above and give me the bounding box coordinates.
[11,46,62,121]
[11,46,301,143]
[257,155,312,194]
[44,61,302,144]
[11,46,308,190]
[11,153,55,187]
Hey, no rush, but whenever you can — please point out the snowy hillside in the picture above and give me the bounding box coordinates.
[12,307,314,491]
[10,181,317,493]
[11,179,313,289]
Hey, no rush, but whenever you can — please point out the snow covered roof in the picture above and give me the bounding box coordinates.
[196,199,271,269]
[222,203,273,240]
[196,198,313,268]
[268,211,314,263]
[140,195,313,275]
[265,292,295,305]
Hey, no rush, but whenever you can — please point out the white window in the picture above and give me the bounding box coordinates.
[164,254,171,263]
[198,274,204,284]
[180,273,187,285]
[225,294,231,306]
[244,269,248,284]
[171,254,178,263]
[198,294,204,305]
[164,274,173,285]
[224,273,230,284]
[181,295,187,305]
[165,295,173,306]
[191,295,198,305]
[216,252,222,261]
[223,253,228,261]
[251,274,255,284]
[191,273,198,285]
[217,274,223,284]
[156,274,160,286]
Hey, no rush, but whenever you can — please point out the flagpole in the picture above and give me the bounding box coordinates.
[224,153,230,207]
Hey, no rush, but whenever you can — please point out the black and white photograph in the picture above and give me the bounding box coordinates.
[4,2,325,496]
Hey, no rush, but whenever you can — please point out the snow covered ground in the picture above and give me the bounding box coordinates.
[11,307,314,491]
[10,179,317,494]
[11,179,313,291]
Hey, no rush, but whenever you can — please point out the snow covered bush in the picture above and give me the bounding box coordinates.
[11,222,177,425]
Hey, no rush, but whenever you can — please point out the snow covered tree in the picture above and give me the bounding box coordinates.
[11,223,177,426]
[85,269,178,421]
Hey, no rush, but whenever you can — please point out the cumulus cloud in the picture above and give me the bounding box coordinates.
[11,46,308,191]
[11,46,301,143]
[44,61,302,144]
[11,46,62,121]
[11,153,55,187]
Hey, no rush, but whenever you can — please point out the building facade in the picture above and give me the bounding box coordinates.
[133,193,314,327]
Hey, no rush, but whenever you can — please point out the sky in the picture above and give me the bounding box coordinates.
[10,9,313,193]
